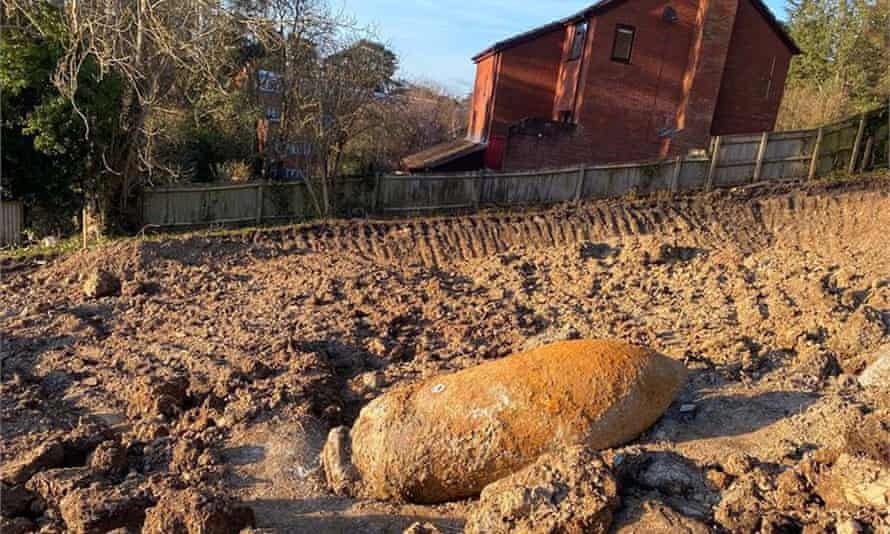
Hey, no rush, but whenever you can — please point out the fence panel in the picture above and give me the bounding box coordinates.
[142,184,262,227]
[378,174,479,212]
[712,136,759,187]
[480,168,579,205]
[676,158,710,191]
[137,103,889,228]
[1,201,23,247]
[761,131,816,181]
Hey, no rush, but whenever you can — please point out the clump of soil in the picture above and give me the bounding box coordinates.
[465,446,619,534]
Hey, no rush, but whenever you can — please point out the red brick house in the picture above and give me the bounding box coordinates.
[403,0,800,172]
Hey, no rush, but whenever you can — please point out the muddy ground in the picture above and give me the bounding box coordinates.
[1,175,888,533]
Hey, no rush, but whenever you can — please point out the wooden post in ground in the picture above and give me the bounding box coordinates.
[808,127,824,180]
[574,165,585,204]
[752,131,769,183]
[255,182,264,224]
[848,113,866,174]
[706,136,722,191]
[670,156,683,193]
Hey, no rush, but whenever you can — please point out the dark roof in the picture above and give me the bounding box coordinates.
[472,0,799,61]
[402,139,486,171]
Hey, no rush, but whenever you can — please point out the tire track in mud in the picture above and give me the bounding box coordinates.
[267,187,889,268]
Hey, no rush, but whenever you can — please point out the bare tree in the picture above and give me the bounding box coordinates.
[3,0,278,228]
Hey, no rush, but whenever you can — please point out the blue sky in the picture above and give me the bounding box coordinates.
[339,0,789,96]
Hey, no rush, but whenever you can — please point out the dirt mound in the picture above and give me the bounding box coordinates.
[335,340,685,503]
[2,174,888,532]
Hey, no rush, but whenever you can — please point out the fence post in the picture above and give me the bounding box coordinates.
[752,131,769,183]
[255,182,264,224]
[848,113,866,174]
[574,165,585,203]
[887,98,890,168]
[808,127,824,180]
[706,136,721,191]
[862,136,875,172]
[670,156,683,193]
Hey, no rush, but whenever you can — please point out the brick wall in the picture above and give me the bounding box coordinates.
[469,55,497,141]
[711,0,793,135]
[489,29,566,138]
[671,0,739,154]
[505,0,705,170]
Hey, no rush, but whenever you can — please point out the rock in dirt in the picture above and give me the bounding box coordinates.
[322,426,359,495]
[464,446,619,534]
[82,269,121,299]
[0,441,65,485]
[142,488,255,534]
[327,339,686,503]
[59,483,153,534]
[859,344,890,388]
[634,452,707,496]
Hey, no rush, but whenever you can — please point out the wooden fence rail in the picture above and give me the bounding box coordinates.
[141,103,890,227]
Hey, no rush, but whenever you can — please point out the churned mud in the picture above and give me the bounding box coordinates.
[2,175,889,533]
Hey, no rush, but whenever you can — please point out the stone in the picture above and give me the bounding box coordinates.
[82,270,121,299]
[59,484,153,534]
[0,441,65,485]
[141,488,255,534]
[635,452,705,496]
[464,446,619,534]
[859,344,890,388]
[321,426,359,495]
[335,339,686,503]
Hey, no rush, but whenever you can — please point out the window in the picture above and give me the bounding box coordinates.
[611,25,635,63]
[266,107,281,122]
[568,21,588,61]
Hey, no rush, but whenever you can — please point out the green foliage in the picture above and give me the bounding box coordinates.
[782,0,890,128]
[1,4,121,235]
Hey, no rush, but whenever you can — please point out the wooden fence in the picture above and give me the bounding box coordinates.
[141,104,890,227]
[0,201,24,247]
